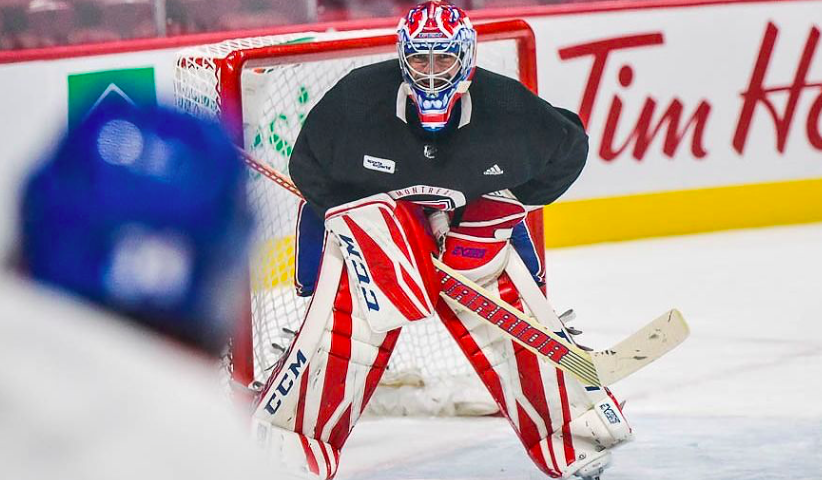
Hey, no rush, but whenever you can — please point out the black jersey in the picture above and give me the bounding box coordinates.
[289,60,587,216]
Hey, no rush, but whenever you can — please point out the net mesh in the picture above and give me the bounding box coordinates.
[175,28,527,414]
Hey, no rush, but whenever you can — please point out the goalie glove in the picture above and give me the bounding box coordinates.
[439,191,527,286]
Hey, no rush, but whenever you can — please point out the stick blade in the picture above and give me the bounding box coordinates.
[592,309,690,386]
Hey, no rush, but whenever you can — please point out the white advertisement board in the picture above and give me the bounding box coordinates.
[0,49,179,254]
[527,1,822,201]
[0,0,820,251]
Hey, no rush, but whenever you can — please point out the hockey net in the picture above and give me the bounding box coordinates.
[174,20,542,416]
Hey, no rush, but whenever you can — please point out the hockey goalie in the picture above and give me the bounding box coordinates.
[251,2,632,478]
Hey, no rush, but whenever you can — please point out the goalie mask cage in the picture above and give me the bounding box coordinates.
[175,20,544,415]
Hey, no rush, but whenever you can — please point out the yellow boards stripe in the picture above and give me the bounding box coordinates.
[543,178,822,248]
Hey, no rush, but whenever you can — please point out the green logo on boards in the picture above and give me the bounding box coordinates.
[67,68,156,129]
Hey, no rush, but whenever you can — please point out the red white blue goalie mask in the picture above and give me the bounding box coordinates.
[398,1,477,131]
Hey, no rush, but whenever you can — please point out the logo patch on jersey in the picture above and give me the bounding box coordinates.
[483,164,504,176]
[363,155,396,174]
[423,145,437,159]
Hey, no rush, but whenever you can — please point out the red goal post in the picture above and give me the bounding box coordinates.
[175,19,544,414]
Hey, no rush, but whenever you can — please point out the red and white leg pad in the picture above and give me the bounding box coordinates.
[438,206,633,478]
[437,270,631,478]
[252,199,438,479]
[252,244,401,479]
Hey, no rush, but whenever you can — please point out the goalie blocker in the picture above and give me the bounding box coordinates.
[252,193,631,479]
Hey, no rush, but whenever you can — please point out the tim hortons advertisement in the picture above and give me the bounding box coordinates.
[527,1,822,201]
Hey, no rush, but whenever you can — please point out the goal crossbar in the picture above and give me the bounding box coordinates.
[214,20,537,145]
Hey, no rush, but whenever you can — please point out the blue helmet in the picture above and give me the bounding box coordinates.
[398,1,477,131]
[20,104,253,354]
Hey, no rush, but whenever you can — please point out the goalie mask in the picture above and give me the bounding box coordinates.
[398,1,477,131]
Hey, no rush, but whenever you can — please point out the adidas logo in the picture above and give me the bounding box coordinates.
[483,164,504,176]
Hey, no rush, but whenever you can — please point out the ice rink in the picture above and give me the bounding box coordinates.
[336,223,822,480]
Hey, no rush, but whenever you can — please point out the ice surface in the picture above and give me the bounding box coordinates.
[336,223,822,479]
[338,416,822,479]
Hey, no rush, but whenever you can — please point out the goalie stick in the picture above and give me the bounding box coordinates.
[436,259,688,387]
[238,148,690,387]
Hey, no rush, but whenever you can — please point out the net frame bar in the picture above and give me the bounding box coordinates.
[188,19,542,389]
[217,20,537,146]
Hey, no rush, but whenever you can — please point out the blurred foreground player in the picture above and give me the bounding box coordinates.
[0,104,276,480]
[252,2,631,479]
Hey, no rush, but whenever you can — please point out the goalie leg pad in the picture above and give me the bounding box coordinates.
[436,264,632,478]
[253,246,401,479]
[252,423,339,480]
[325,194,438,332]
